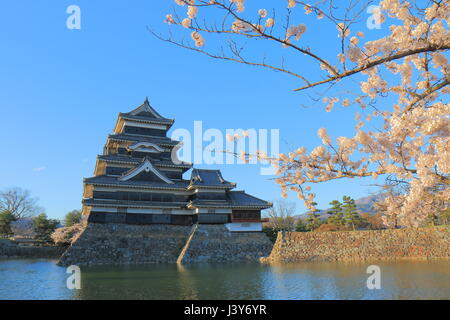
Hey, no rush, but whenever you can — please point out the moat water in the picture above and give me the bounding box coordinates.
[0,259,448,299]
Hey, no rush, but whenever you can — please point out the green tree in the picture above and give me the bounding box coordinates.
[295,219,308,232]
[33,214,59,242]
[0,210,16,238]
[439,207,450,226]
[327,200,345,226]
[425,207,450,226]
[64,210,82,227]
[425,212,439,226]
[342,196,361,230]
[262,226,278,243]
[305,202,321,231]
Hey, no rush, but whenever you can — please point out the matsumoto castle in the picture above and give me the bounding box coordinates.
[82,98,272,232]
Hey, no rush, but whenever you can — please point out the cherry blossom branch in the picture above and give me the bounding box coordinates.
[293,44,450,91]
[148,27,310,83]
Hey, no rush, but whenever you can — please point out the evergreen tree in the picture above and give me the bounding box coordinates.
[33,214,60,242]
[64,210,82,227]
[262,226,278,243]
[328,200,344,226]
[342,196,361,230]
[0,210,16,238]
[425,208,450,226]
[295,219,308,232]
[305,202,321,231]
[425,212,439,226]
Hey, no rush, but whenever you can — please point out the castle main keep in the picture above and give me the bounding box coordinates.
[82,98,272,232]
[58,99,273,266]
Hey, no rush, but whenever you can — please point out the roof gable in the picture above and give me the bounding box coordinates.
[129,98,162,118]
[118,158,174,184]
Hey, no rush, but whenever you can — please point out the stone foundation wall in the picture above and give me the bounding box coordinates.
[0,239,66,259]
[180,225,273,263]
[58,223,274,266]
[58,223,192,266]
[263,226,450,263]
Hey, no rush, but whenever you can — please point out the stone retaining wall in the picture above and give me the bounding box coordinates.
[58,223,192,266]
[180,225,273,263]
[58,223,274,266]
[0,239,66,259]
[263,226,450,263]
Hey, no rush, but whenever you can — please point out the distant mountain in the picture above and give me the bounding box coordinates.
[10,217,63,237]
[354,193,386,213]
[295,193,386,221]
[11,218,35,237]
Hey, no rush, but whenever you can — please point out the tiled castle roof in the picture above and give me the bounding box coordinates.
[118,113,174,125]
[227,191,272,207]
[188,191,272,209]
[97,154,192,169]
[83,198,187,209]
[119,98,174,125]
[108,133,180,146]
[84,175,190,190]
[189,169,236,189]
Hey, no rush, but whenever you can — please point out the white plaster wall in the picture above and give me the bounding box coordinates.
[225,222,262,232]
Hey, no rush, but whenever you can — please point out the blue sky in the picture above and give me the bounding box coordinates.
[0,1,387,219]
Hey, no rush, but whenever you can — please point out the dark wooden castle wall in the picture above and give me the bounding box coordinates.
[197,214,230,224]
[123,125,166,137]
[88,212,197,226]
[92,190,188,202]
[105,167,129,175]
[231,210,261,221]
[193,192,227,200]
